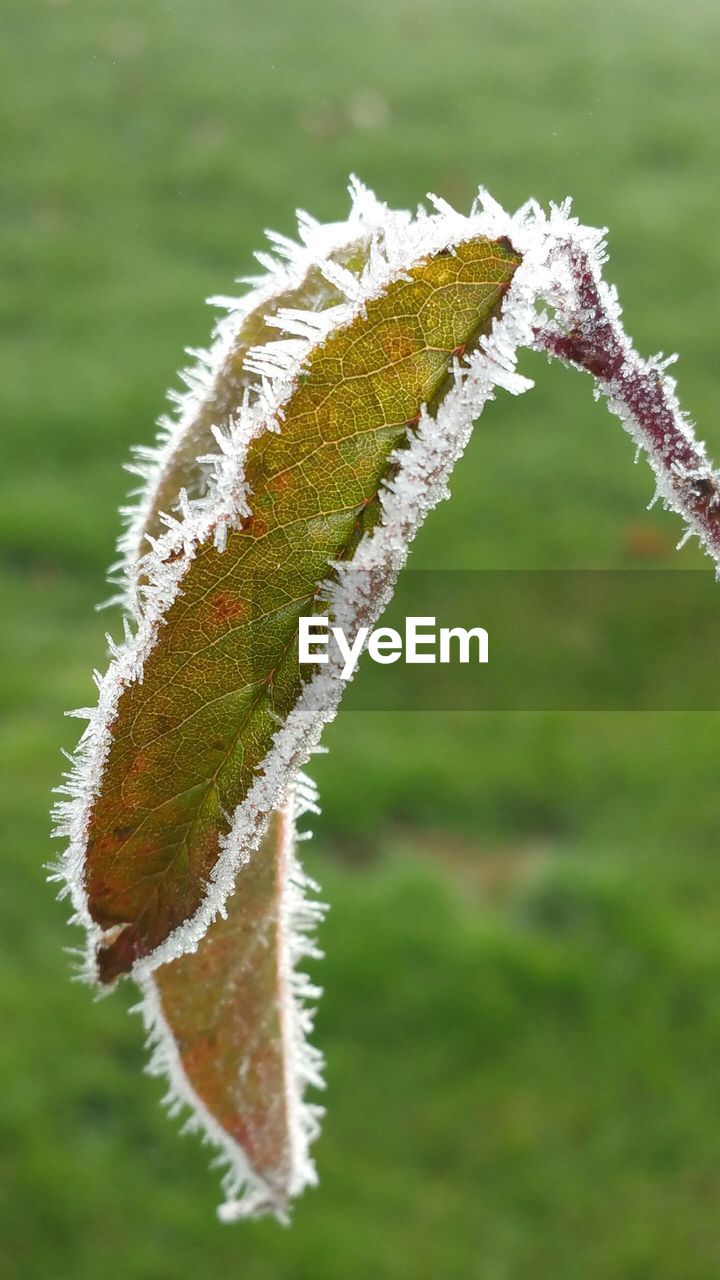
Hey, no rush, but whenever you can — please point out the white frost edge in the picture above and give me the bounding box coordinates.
[135,772,326,1225]
[51,181,636,983]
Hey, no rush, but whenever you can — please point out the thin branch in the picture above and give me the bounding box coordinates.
[533,235,720,563]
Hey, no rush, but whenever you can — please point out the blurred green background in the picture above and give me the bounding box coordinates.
[3,1,720,1276]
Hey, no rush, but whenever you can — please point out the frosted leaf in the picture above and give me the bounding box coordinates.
[51,177,720,1225]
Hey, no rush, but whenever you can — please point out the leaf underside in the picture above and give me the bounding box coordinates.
[85,235,521,983]
[151,809,296,1212]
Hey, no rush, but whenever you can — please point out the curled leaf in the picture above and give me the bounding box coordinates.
[141,778,324,1222]
[79,226,520,982]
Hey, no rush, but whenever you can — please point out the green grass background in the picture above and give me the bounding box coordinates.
[3,1,720,1275]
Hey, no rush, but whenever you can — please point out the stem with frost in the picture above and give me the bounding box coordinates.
[534,235,720,563]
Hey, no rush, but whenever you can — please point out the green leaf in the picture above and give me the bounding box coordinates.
[83,234,521,983]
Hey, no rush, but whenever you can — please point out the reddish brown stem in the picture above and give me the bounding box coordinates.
[533,239,720,562]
